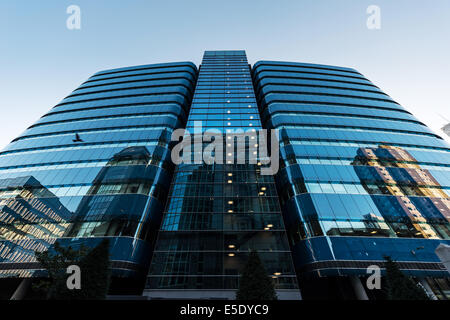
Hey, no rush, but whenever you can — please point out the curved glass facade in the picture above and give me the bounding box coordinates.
[0,62,197,280]
[253,61,450,292]
[1,52,449,299]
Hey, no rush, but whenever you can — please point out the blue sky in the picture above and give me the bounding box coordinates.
[1,0,449,148]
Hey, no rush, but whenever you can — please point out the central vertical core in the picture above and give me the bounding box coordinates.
[146,51,299,299]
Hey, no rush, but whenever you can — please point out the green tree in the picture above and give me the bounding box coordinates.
[236,251,277,300]
[33,239,111,299]
[77,238,111,299]
[384,256,429,300]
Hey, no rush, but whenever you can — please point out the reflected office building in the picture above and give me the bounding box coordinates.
[0,176,71,278]
[352,145,450,239]
[0,51,449,300]
[62,145,172,286]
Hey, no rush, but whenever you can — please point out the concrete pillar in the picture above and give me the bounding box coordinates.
[418,278,438,300]
[350,276,369,300]
[10,278,31,300]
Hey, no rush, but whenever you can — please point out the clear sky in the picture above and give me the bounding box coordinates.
[1,0,449,149]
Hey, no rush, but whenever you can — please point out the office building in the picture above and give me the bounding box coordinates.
[0,51,449,299]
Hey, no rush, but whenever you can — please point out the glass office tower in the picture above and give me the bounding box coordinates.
[145,51,300,299]
[1,51,449,300]
[0,62,197,295]
[253,61,450,299]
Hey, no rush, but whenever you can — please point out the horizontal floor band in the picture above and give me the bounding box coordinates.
[299,259,447,273]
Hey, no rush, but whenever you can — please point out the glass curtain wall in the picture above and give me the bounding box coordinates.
[253,61,450,297]
[0,62,197,280]
[146,51,299,298]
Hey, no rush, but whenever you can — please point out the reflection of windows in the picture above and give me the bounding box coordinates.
[91,182,153,196]
[306,182,321,193]
[288,218,448,242]
[351,145,449,239]
[284,180,449,198]
[67,220,143,238]
[97,184,122,194]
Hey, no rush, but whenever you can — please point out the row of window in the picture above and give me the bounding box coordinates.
[254,72,375,89]
[161,213,285,231]
[283,156,450,172]
[147,275,297,290]
[2,130,169,155]
[256,78,384,94]
[0,144,167,169]
[0,179,167,199]
[86,66,196,83]
[285,180,450,198]
[264,102,417,121]
[165,196,280,213]
[280,124,437,139]
[283,138,450,153]
[72,80,194,97]
[76,74,195,92]
[270,111,422,127]
[278,127,447,149]
[51,94,190,114]
[289,218,450,243]
[1,139,162,157]
[29,112,182,131]
[37,103,186,124]
[280,192,449,230]
[8,126,170,149]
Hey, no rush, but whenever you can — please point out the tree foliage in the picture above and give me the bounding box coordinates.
[33,239,111,300]
[384,256,429,300]
[236,251,277,300]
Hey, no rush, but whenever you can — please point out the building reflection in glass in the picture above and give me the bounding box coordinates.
[0,144,171,278]
[352,144,450,239]
[0,176,71,277]
[65,145,168,243]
